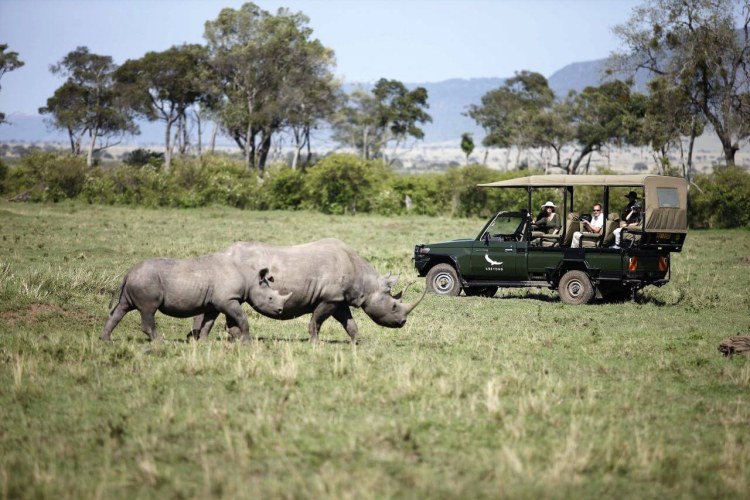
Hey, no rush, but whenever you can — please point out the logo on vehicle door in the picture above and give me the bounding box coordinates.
[485,253,504,271]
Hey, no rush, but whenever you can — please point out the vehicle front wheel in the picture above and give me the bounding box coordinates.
[426,264,461,296]
[558,270,594,305]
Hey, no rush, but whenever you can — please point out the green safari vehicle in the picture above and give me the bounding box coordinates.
[413,174,688,304]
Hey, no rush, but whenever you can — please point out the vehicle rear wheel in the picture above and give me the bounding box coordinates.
[558,270,594,305]
[464,286,498,298]
[426,264,461,296]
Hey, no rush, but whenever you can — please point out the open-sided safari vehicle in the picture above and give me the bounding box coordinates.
[413,174,688,304]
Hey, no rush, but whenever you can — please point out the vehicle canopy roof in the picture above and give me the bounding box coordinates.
[478,174,688,233]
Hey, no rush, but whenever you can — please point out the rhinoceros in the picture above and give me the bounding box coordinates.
[101,252,291,342]
[190,239,426,343]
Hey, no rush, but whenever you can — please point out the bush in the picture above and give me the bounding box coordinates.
[303,154,393,214]
[4,152,88,202]
[689,167,750,228]
[444,165,530,218]
[122,148,164,168]
[266,164,306,210]
[0,159,7,194]
[386,173,449,216]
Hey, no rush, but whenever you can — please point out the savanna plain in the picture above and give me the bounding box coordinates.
[0,201,748,499]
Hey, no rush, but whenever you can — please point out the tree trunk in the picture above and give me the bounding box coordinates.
[257,130,272,173]
[209,123,219,154]
[194,110,203,164]
[164,120,173,170]
[304,128,312,170]
[721,141,737,168]
[244,122,254,170]
[86,129,97,167]
[686,121,697,184]
[570,144,593,174]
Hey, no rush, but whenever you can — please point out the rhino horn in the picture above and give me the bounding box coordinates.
[404,286,428,315]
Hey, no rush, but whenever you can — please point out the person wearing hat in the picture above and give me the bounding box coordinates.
[613,201,643,248]
[621,191,638,220]
[532,201,561,234]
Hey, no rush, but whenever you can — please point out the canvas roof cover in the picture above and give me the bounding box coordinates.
[478,174,688,233]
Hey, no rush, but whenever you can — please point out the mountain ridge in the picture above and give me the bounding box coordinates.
[0,59,611,146]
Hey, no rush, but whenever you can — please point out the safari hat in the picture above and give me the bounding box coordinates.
[541,201,556,208]
[625,191,638,199]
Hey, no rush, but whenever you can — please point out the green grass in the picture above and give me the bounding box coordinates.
[0,200,748,498]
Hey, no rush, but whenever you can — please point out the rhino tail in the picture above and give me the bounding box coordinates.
[108,278,127,313]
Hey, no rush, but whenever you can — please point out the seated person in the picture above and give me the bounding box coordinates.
[612,202,642,248]
[532,201,561,234]
[571,203,604,248]
[621,191,638,220]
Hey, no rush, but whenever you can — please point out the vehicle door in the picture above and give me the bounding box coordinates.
[467,213,526,279]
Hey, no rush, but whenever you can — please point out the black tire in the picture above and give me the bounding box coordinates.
[464,286,498,298]
[558,270,594,305]
[426,264,461,296]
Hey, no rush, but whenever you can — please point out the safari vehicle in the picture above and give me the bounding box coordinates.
[413,174,688,304]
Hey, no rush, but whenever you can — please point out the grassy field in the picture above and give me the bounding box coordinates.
[0,200,748,499]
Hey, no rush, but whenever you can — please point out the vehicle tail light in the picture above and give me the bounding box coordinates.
[628,256,638,272]
[658,256,668,272]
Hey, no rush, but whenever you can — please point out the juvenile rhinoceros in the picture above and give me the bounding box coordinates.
[191,239,426,343]
[101,252,291,342]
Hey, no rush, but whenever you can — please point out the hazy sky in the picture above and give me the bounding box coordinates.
[0,0,642,116]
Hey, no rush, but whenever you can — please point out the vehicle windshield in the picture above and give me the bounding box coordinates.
[482,212,527,239]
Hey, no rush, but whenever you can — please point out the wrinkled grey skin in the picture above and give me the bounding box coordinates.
[101,252,291,342]
[192,239,426,343]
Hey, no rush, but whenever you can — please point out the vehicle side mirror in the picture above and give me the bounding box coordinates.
[481,232,490,244]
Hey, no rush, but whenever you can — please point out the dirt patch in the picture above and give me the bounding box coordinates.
[739,256,750,266]
[0,303,98,327]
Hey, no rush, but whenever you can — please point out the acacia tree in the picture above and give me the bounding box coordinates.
[39,47,136,166]
[468,72,647,174]
[204,3,338,172]
[640,77,705,179]
[116,44,208,170]
[467,71,556,168]
[0,43,25,124]
[332,78,431,163]
[613,0,750,167]
[460,132,475,164]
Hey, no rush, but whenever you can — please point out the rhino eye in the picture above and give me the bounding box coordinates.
[392,303,398,312]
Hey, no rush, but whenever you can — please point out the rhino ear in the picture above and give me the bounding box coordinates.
[258,267,272,286]
[381,273,399,292]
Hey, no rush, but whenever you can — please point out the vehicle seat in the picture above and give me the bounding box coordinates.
[602,213,620,247]
[622,222,644,247]
[561,212,580,247]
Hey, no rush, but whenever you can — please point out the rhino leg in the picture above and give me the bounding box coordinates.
[332,304,359,344]
[220,301,250,342]
[192,310,219,340]
[139,309,160,341]
[101,303,132,341]
[308,302,339,344]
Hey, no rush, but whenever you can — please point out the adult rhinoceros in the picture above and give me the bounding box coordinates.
[191,239,426,343]
[101,252,291,342]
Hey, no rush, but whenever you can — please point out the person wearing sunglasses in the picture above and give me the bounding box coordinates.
[571,203,604,248]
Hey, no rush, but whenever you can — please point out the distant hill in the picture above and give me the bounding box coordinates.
[0,59,649,147]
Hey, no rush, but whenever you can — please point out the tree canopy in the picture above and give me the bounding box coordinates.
[115,44,208,170]
[204,2,339,172]
[39,47,136,166]
[332,78,431,163]
[613,0,750,167]
[0,43,25,125]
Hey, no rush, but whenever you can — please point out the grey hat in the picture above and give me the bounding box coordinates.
[541,201,556,208]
